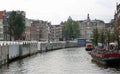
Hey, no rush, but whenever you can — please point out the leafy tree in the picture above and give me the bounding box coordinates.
[92,28,99,46]
[7,11,25,40]
[105,29,111,49]
[105,29,116,49]
[110,32,115,42]
[99,29,106,47]
[105,29,110,43]
[116,17,120,49]
[63,17,80,40]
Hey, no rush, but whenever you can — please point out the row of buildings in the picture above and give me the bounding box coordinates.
[27,14,114,41]
[114,3,120,39]
[0,10,115,41]
[79,3,120,40]
[0,11,26,41]
[0,10,63,41]
[29,19,63,41]
[78,14,114,40]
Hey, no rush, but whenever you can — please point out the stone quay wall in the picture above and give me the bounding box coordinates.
[0,41,78,66]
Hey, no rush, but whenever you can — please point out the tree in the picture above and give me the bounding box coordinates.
[63,17,80,40]
[115,17,120,49]
[99,29,106,47]
[110,32,115,42]
[7,11,25,40]
[92,28,99,46]
[105,29,111,49]
[105,29,116,49]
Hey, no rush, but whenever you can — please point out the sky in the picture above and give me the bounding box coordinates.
[0,0,120,24]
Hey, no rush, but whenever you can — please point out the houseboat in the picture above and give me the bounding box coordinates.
[85,43,93,51]
[89,43,120,65]
[85,40,94,51]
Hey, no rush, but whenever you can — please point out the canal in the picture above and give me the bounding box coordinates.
[0,47,120,74]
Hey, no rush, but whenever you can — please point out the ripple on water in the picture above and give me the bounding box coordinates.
[0,47,120,74]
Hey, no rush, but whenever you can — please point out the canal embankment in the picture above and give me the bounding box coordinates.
[0,41,77,67]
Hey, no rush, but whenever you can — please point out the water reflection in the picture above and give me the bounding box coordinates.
[91,59,120,70]
[0,47,120,74]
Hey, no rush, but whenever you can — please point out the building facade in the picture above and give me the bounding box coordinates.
[105,19,114,33]
[25,18,32,41]
[30,20,51,41]
[39,21,51,42]
[51,25,63,41]
[30,20,41,41]
[0,11,4,40]
[78,14,105,39]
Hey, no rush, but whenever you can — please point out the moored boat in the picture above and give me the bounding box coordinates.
[89,43,120,65]
[85,40,94,51]
[85,43,93,51]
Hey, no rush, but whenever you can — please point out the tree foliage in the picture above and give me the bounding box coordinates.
[92,28,99,46]
[99,29,106,46]
[63,17,80,40]
[93,28,115,47]
[106,30,116,49]
[7,11,25,40]
[116,17,120,49]
[110,32,115,42]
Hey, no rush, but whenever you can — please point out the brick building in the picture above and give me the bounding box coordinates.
[30,20,51,41]
[51,25,63,41]
[0,11,4,40]
[114,3,120,38]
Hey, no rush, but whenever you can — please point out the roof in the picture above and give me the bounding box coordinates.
[0,11,4,19]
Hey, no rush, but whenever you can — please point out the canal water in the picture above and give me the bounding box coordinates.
[0,47,120,74]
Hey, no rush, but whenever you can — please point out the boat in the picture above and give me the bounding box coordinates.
[89,43,120,65]
[85,43,93,51]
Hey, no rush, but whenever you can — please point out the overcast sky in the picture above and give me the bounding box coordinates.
[0,0,120,24]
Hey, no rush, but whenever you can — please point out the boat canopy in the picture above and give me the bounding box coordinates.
[109,42,117,46]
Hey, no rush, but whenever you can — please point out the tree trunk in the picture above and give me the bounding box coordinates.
[117,39,120,50]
